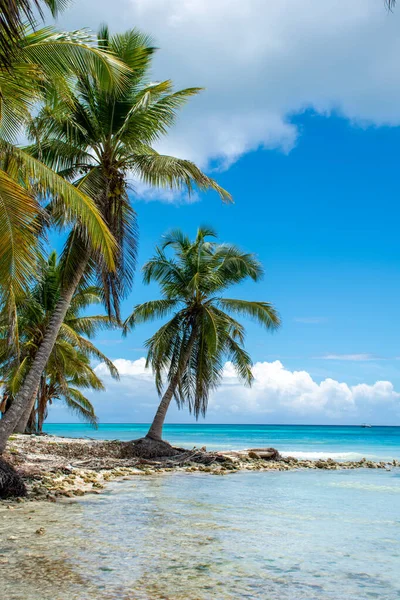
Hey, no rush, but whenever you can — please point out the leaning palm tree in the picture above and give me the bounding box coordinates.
[0,26,232,453]
[124,227,280,456]
[0,26,144,452]
[0,251,118,432]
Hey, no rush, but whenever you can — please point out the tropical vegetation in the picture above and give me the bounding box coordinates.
[0,0,130,451]
[0,17,230,452]
[124,227,280,452]
[0,0,281,500]
[0,251,118,433]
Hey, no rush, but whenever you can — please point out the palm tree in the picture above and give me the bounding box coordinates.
[124,227,280,455]
[0,251,118,432]
[0,25,129,303]
[0,25,136,451]
[26,26,230,320]
[0,26,232,453]
[30,348,104,434]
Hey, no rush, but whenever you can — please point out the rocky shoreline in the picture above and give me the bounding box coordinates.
[3,434,398,503]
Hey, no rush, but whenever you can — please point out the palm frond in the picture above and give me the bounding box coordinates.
[129,154,232,202]
[0,169,40,300]
[217,299,281,330]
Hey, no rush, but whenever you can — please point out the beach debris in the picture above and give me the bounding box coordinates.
[247,448,281,461]
[2,434,398,505]
[35,527,46,535]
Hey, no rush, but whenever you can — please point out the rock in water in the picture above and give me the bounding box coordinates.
[0,458,27,498]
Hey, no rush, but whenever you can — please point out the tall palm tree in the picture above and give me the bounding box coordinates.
[124,227,280,454]
[0,251,118,432]
[0,26,142,451]
[0,26,232,453]
[26,26,231,321]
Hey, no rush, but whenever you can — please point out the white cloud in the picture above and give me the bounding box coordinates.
[48,357,400,425]
[57,0,400,170]
[320,354,380,361]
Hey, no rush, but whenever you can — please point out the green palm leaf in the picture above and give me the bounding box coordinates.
[0,169,40,298]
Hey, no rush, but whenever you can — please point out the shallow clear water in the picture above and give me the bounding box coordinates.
[45,423,400,461]
[2,468,400,599]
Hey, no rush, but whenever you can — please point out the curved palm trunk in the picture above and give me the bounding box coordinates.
[146,378,179,441]
[13,389,37,434]
[146,328,197,442]
[0,251,90,453]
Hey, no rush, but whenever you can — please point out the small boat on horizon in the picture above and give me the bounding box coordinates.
[361,424,372,428]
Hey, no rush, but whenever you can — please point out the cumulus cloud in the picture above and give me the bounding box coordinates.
[57,0,400,171]
[48,357,400,425]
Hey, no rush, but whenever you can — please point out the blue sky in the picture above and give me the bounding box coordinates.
[48,1,400,425]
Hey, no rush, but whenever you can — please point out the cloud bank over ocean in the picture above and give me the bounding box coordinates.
[47,358,400,425]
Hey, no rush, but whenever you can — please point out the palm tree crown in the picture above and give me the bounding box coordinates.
[125,227,280,441]
[27,26,231,321]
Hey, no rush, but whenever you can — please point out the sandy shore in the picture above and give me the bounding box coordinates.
[3,434,398,503]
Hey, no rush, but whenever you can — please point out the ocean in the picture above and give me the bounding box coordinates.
[45,422,400,461]
[2,424,400,599]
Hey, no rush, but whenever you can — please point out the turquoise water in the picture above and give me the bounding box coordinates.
[5,423,397,598]
[45,423,400,461]
[2,469,400,599]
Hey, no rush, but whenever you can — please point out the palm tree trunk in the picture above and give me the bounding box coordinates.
[37,378,47,434]
[0,251,90,454]
[13,389,37,434]
[146,378,178,441]
[26,404,37,434]
[146,328,197,442]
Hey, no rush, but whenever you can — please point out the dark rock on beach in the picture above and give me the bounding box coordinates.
[0,457,27,498]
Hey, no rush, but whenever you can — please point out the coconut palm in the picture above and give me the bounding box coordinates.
[29,347,103,434]
[0,26,231,452]
[0,251,118,432]
[26,26,231,321]
[124,227,280,454]
[0,24,136,450]
[0,24,130,304]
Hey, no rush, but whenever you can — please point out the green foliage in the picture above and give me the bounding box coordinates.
[0,0,69,68]
[125,228,280,419]
[26,26,231,321]
[0,21,130,336]
[0,251,119,430]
